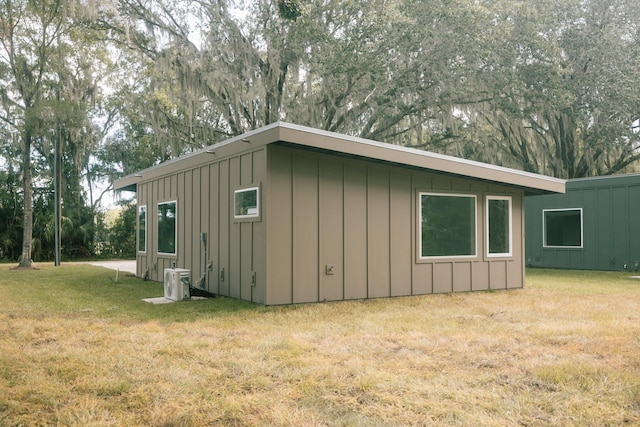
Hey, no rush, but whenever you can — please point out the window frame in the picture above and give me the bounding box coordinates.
[418,191,478,260]
[138,205,147,254]
[486,195,513,258]
[234,186,260,221]
[157,199,178,256]
[542,208,584,249]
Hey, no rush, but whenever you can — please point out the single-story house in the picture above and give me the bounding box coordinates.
[525,173,640,271]
[114,122,565,305]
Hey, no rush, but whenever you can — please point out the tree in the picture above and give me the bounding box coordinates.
[1,0,57,266]
[0,156,22,261]
[472,0,640,178]
[106,0,489,157]
[0,0,112,266]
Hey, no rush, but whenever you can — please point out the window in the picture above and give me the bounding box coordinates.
[157,200,177,255]
[138,205,147,253]
[486,196,512,257]
[234,187,259,219]
[420,192,477,258]
[543,208,583,248]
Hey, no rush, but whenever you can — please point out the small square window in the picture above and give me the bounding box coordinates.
[234,187,259,219]
[543,208,583,248]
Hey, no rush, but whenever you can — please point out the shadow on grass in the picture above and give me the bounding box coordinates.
[0,263,262,323]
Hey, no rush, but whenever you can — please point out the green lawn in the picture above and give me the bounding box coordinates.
[1,264,639,426]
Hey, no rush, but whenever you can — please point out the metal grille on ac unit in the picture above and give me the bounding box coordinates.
[163,268,191,301]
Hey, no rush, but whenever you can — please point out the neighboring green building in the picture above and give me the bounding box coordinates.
[525,173,640,271]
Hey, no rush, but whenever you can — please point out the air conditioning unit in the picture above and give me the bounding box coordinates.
[163,268,191,301]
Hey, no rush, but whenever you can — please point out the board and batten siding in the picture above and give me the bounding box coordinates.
[525,175,640,271]
[265,144,525,305]
[136,147,268,304]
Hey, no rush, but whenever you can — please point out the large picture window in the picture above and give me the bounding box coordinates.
[420,192,477,258]
[234,187,259,219]
[543,208,583,248]
[487,196,512,257]
[157,200,177,255]
[138,205,147,253]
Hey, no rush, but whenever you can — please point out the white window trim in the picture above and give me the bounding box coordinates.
[486,195,513,258]
[157,200,178,256]
[234,186,260,219]
[419,192,478,260]
[138,205,147,254]
[542,208,584,249]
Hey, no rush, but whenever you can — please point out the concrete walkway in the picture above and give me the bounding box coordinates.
[84,260,137,275]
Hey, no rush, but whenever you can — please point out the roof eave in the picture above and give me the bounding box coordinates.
[275,123,566,195]
[113,121,566,195]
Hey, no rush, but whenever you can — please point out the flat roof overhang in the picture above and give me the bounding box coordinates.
[114,122,565,195]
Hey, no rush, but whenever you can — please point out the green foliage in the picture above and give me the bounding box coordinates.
[277,0,303,20]
[0,170,22,261]
[473,0,640,177]
[31,189,96,261]
[108,202,136,258]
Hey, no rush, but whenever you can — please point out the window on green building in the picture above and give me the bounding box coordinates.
[543,208,583,248]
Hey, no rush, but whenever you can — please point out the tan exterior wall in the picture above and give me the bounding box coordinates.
[135,141,525,306]
[136,147,268,304]
[265,144,525,305]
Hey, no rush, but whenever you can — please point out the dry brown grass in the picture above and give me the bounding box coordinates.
[1,265,639,426]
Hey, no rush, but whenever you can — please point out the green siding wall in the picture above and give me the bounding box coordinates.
[525,174,640,271]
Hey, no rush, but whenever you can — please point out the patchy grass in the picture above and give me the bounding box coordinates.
[0,265,639,426]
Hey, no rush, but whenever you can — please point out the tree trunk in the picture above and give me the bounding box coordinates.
[18,131,33,267]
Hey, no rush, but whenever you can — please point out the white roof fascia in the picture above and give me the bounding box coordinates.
[114,121,565,194]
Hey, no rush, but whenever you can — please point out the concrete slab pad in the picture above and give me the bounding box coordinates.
[142,296,208,304]
[142,297,175,304]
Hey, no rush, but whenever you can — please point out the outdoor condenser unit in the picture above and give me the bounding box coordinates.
[163,268,191,301]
